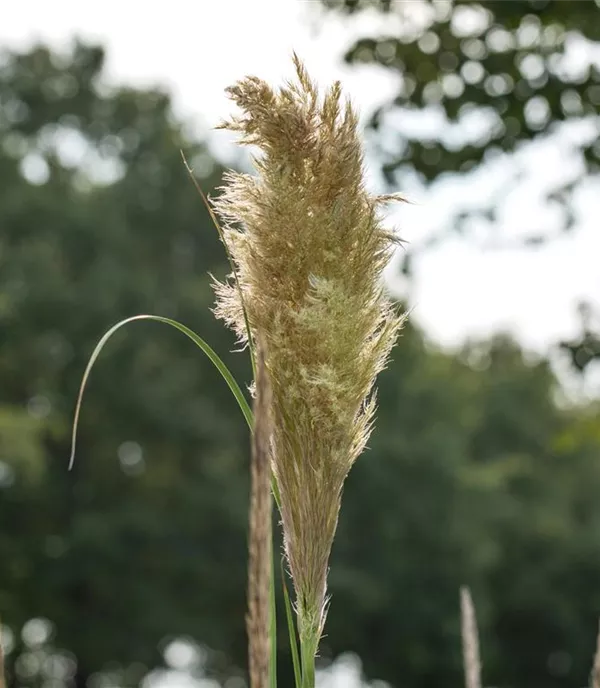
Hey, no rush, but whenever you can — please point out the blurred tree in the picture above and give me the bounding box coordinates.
[1,40,600,688]
[0,41,253,687]
[327,328,600,688]
[559,302,600,373]
[320,0,600,377]
[319,0,600,245]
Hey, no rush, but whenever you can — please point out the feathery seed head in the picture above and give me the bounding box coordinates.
[213,55,404,651]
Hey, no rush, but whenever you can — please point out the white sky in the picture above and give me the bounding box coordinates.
[3,0,599,396]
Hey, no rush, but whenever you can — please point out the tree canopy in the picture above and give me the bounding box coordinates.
[319,0,600,370]
[321,0,600,239]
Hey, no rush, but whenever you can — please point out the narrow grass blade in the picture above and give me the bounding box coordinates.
[68,314,253,469]
[281,560,302,688]
[181,151,256,378]
[269,522,277,688]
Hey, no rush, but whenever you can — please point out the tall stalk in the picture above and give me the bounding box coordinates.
[247,345,274,688]
[0,618,6,688]
[300,637,316,688]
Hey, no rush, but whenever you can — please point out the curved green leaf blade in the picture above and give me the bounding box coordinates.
[281,559,302,688]
[69,314,253,469]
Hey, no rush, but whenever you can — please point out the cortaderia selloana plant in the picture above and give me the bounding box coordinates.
[69,55,404,688]
[211,55,405,684]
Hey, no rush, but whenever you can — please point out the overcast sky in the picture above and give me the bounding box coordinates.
[3,0,599,397]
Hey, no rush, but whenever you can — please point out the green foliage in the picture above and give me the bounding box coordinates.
[0,407,47,481]
[1,40,600,688]
[0,40,253,685]
[321,0,600,238]
[326,326,600,688]
[560,304,600,374]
